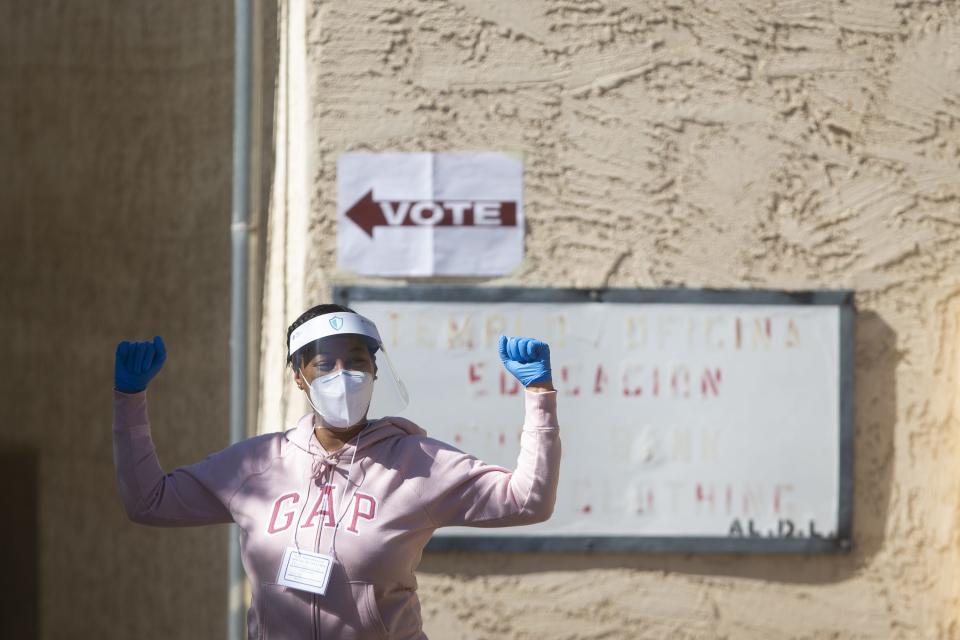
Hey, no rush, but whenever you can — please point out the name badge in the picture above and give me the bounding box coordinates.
[276,547,334,596]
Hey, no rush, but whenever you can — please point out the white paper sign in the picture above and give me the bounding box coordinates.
[348,298,844,542]
[276,547,334,596]
[337,152,524,277]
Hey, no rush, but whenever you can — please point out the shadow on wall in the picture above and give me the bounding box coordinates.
[419,310,898,585]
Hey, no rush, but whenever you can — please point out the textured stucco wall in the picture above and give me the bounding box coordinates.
[289,1,960,637]
[0,3,241,638]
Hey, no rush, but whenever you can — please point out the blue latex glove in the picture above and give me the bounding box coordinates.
[115,336,167,393]
[498,336,551,386]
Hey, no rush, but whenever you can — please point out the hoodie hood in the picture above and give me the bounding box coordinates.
[285,413,427,458]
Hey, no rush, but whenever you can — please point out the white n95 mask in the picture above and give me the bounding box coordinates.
[305,369,374,430]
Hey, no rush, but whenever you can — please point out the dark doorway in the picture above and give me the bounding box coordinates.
[0,447,38,638]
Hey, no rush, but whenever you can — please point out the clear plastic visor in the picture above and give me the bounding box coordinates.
[291,334,409,419]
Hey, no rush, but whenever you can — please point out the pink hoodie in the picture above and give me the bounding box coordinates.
[113,389,561,639]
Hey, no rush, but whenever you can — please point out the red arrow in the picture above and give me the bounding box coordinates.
[344,190,384,237]
[344,190,518,238]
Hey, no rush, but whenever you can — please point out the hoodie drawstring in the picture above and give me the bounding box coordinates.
[325,431,364,559]
[311,453,339,554]
[291,430,364,558]
[292,452,336,552]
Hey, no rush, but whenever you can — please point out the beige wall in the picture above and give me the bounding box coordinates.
[0,3,274,638]
[285,1,960,637]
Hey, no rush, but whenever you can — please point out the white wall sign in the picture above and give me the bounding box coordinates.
[337,287,855,553]
[337,152,524,277]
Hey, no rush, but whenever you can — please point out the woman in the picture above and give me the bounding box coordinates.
[113,303,561,639]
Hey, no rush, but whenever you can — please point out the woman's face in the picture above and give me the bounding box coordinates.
[295,334,376,384]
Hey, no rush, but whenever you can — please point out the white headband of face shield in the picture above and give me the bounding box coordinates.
[288,312,382,357]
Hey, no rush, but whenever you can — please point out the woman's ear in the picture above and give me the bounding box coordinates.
[293,366,306,390]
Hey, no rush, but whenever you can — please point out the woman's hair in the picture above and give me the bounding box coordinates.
[286,303,357,370]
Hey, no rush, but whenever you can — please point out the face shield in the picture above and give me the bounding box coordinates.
[288,311,409,421]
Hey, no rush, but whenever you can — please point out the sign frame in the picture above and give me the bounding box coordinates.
[333,285,855,554]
